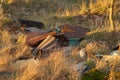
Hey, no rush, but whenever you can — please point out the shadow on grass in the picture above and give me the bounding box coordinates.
[85,29,120,49]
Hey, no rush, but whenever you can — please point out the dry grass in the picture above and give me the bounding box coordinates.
[0,30,80,80]
[15,51,80,80]
[0,29,120,80]
[0,0,120,80]
[2,0,119,28]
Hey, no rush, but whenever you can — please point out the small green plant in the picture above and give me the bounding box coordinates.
[84,60,96,68]
[81,68,108,80]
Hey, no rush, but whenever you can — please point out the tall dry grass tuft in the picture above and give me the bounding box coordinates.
[36,51,79,80]
[15,51,80,80]
[107,56,120,80]
[89,0,110,15]
[81,56,120,80]
[0,46,12,65]
[95,56,120,80]
[15,61,39,80]
[15,34,30,58]
[79,1,88,15]
[0,30,13,66]
[85,41,111,55]
[0,30,12,47]
[0,30,31,71]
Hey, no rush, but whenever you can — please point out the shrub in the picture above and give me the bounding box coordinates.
[81,68,108,80]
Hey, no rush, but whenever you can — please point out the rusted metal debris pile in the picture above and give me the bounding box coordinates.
[18,19,89,56]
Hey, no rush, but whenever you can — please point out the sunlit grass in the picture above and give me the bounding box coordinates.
[0,0,120,80]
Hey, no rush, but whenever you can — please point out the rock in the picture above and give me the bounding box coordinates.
[62,46,72,56]
[79,48,87,58]
[25,27,50,33]
[111,50,120,56]
[95,54,103,60]
[82,66,91,73]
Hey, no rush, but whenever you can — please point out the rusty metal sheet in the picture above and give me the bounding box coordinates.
[59,25,89,39]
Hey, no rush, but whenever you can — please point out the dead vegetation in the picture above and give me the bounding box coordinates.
[0,0,120,80]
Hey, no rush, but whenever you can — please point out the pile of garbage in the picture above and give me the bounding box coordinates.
[14,19,120,74]
[18,19,89,56]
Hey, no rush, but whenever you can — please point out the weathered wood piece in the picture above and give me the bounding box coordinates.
[32,35,56,55]
[26,31,56,46]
